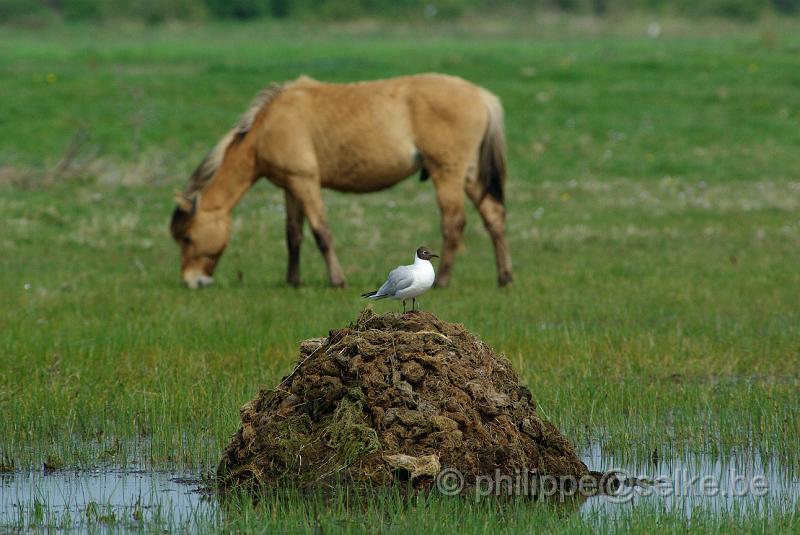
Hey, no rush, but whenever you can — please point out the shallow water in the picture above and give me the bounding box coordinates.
[0,469,216,530]
[1,444,798,530]
[579,443,800,517]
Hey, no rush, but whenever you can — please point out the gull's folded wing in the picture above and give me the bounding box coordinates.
[377,265,415,296]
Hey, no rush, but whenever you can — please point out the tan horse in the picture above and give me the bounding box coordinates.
[170,73,512,289]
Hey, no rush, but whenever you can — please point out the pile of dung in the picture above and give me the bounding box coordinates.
[217,309,590,492]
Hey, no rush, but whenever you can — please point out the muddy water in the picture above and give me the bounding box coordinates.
[1,444,798,529]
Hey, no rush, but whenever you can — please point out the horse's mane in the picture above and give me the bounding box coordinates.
[183,83,284,196]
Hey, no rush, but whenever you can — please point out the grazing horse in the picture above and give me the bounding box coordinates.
[170,73,513,289]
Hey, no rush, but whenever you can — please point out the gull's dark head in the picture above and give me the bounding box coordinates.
[416,246,439,261]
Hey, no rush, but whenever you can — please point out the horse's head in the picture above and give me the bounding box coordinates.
[170,192,231,289]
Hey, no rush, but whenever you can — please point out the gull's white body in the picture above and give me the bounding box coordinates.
[371,254,436,300]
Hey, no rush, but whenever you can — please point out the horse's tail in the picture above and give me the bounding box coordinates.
[477,89,507,204]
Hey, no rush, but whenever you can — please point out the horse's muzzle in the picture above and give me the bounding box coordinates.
[183,274,214,289]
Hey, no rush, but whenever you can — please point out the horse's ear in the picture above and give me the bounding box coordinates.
[174,191,196,213]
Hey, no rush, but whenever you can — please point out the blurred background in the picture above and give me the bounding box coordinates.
[2,0,799,23]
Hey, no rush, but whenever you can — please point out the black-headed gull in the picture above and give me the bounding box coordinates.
[362,246,439,312]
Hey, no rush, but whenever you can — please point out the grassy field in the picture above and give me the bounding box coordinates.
[1,16,799,532]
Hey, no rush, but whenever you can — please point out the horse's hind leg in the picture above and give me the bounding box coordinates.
[287,178,346,288]
[284,190,304,287]
[466,180,513,286]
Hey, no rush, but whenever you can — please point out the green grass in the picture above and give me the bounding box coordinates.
[5,483,799,533]
[1,16,799,532]
[204,491,800,534]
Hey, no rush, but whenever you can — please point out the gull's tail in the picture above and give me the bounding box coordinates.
[361,290,387,299]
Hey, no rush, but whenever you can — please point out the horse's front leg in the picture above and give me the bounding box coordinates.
[432,170,467,288]
[284,190,305,287]
[288,178,346,288]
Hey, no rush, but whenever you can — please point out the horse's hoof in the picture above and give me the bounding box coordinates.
[498,272,513,287]
[330,280,347,289]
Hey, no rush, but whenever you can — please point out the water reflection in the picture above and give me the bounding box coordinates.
[580,442,800,517]
[0,469,216,530]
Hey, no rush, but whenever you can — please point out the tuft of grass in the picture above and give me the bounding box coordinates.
[323,389,382,470]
